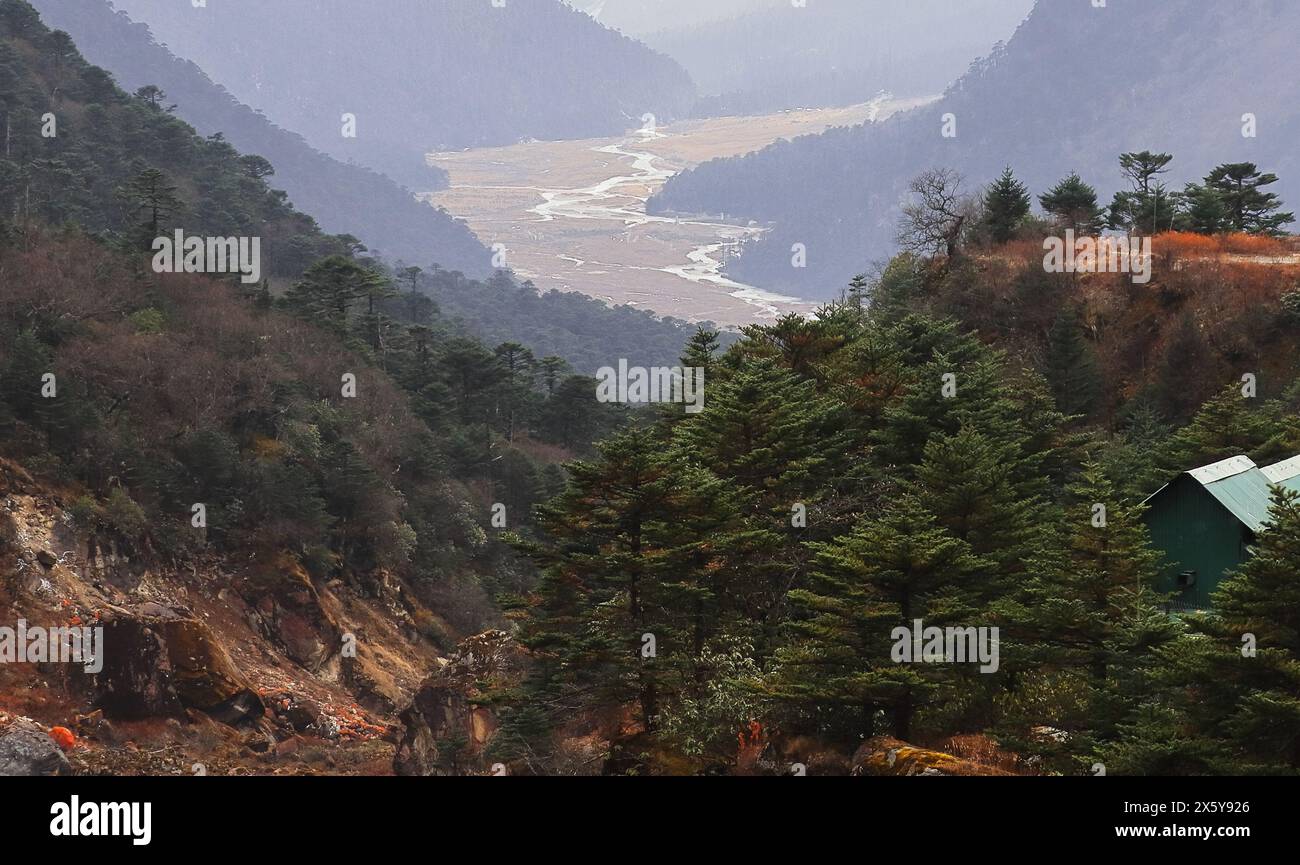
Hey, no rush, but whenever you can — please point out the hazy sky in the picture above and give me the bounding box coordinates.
[568,1,1037,39]
[565,0,771,36]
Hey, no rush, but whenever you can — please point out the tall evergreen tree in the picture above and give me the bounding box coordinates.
[1158,384,1288,472]
[1002,465,1178,769]
[1203,162,1295,235]
[916,425,1043,581]
[1202,487,1300,770]
[511,428,747,741]
[1039,171,1105,234]
[1179,182,1229,234]
[1108,151,1176,235]
[982,166,1031,244]
[285,254,387,335]
[116,167,183,250]
[1044,307,1102,419]
[768,497,989,742]
[672,356,847,511]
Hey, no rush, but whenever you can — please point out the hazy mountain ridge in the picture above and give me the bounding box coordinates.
[644,0,1034,117]
[651,0,1300,296]
[107,0,697,188]
[30,0,494,276]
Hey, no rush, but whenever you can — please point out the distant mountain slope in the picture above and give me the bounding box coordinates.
[644,0,1033,117]
[651,0,1300,297]
[28,0,491,276]
[108,0,696,188]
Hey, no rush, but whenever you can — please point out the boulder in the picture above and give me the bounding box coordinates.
[0,718,72,776]
[394,630,523,776]
[283,697,326,734]
[95,603,264,725]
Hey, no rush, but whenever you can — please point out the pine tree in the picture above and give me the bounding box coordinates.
[115,167,183,250]
[982,167,1031,244]
[1039,172,1105,234]
[916,425,1043,582]
[658,326,723,429]
[672,356,847,511]
[511,428,748,742]
[353,271,399,367]
[493,341,536,442]
[1108,152,1177,236]
[438,336,507,425]
[1002,465,1178,769]
[874,331,1054,481]
[1179,182,1228,234]
[1205,487,1300,770]
[1158,384,1286,473]
[285,255,387,335]
[680,326,721,375]
[846,273,871,311]
[1043,307,1101,419]
[1098,400,1173,501]
[768,497,989,742]
[866,254,925,324]
[1203,162,1296,235]
[538,356,569,397]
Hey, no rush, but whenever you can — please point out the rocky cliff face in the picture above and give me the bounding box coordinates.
[0,456,460,775]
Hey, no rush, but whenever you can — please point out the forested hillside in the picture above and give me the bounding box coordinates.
[644,0,1032,117]
[27,0,493,277]
[0,0,641,761]
[22,0,700,373]
[0,0,654,563]
[107,0,697,188]
[488,239,1300,776]
[652,0,1300,295]
[424,269,728,375]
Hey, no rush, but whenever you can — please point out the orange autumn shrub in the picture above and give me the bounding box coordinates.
[1220,232,1291,256]
[1153,231,1219,257]
[49,726,76,752]
[1154,231,1293,259]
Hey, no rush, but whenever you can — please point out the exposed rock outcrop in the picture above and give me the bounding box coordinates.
[0,455,444,775]
[95,603,264,725]
[394,630,523,776]
[245,556,342,673]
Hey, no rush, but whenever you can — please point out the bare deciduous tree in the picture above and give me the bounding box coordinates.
[896,168,975,259]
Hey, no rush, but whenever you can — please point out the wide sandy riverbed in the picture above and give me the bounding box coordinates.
[423,97,929,327]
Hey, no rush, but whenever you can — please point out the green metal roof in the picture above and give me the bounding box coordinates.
[1146,455,1279,533]
[1198,464,1274,533]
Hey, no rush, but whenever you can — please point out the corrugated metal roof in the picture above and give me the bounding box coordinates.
[1188,455,1256,484]
[1200,465,1275,533]
[1149,454,1300,533]
[1262,455,1300,485]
